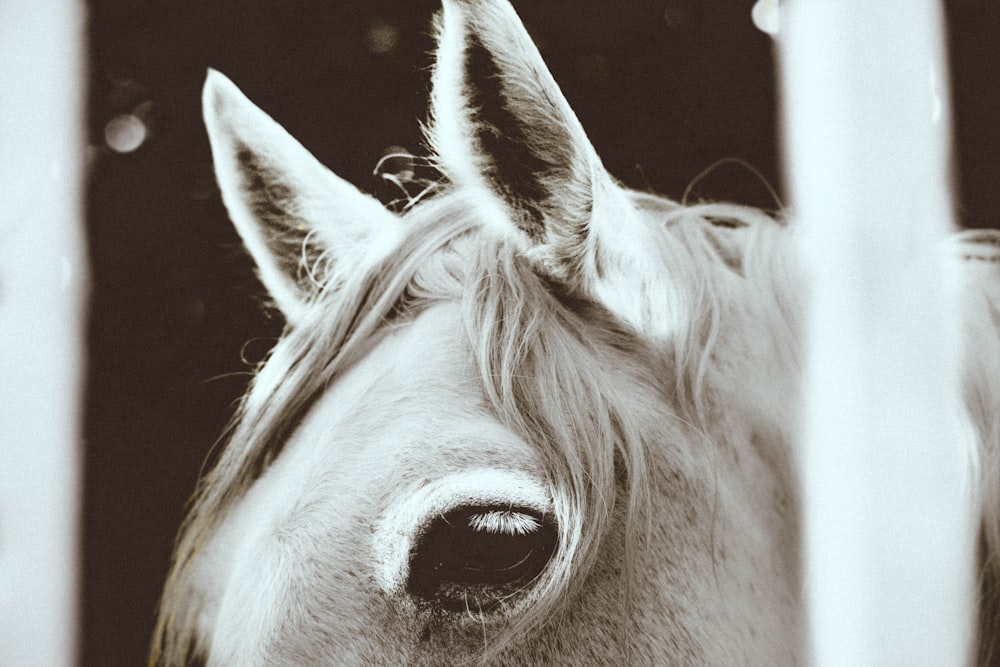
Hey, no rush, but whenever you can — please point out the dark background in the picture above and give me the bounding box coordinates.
[85,1,1000,664]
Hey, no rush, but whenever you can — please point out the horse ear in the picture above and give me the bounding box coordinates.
[202,70,402,322]
[429,0,678,336]
[429,0,614,243]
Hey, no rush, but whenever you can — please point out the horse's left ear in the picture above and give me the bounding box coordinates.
[203,70,403,323]
[429,0,680,337]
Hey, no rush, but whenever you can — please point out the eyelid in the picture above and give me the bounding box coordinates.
[371,469,552,594]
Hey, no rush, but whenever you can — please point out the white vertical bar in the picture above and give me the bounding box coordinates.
[780,2,974,665]
[0,1,86,666]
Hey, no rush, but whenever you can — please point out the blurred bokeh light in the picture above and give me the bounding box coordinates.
[103,113,146,152]
[367,18,401,55]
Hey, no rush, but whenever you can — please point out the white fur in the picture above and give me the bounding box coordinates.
[586,185,691,339]
[428,1,480,190]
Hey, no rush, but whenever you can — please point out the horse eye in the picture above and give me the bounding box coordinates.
[406,506,557,613]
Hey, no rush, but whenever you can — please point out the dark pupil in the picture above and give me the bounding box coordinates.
[407,506,557,613]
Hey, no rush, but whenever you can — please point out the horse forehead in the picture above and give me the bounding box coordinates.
[356,303,473,397]
[300,301,543,479]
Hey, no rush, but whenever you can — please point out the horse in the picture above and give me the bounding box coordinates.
[151,0,1000,663]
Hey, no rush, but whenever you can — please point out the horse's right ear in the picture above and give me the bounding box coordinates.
[202,70,402,322]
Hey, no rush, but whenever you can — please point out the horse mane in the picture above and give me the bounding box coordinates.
[151,180,799,663]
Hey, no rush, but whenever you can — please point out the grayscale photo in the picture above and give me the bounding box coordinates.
[3,0,1000,665]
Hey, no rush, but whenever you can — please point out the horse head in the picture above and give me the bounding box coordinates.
[152,1,1000,664]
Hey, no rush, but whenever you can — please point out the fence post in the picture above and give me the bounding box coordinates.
[779,1,975,664]
[0,1,86,665]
